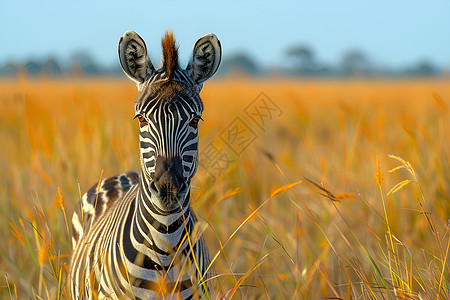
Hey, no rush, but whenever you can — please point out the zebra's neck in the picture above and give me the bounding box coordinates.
[131,173,194,253]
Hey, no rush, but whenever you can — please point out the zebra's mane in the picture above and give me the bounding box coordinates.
[161,30,179,80]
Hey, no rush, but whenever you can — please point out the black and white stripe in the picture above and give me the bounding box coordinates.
[69,30,221,299]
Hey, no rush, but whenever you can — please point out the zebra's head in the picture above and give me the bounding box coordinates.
[118,31,221,213]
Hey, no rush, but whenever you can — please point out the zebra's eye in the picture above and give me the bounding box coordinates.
[190,116,202,128]
[134,114,145,122]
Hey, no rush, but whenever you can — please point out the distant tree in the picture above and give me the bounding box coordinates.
[402,60,439,77]
[24,60,42,77]
[341,50,371,76]
[415,61,439,76]
[105,64,125,76]
[285,45,318,75]
[0,63,18,77]
[70,51,100,76]
[220,52,260,76]
[285,45,314,68]
[42,57,63,76]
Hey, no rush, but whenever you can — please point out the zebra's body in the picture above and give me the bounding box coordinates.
[69,31,221,299]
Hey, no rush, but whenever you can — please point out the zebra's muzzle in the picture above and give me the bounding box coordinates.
[149,181,188,212]
[149,156,188,211]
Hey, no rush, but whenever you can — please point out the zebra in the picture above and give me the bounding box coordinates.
[69,30,221,299]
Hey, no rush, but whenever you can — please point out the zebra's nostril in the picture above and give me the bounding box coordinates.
[150,181,160,196]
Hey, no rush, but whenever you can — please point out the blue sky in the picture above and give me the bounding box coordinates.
[2,0,450,69]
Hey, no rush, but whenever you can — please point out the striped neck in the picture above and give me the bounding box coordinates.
[131,172,194,253]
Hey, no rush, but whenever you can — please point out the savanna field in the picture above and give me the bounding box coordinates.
[0,77,449,299]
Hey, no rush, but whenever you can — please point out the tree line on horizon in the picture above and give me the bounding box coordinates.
[0,45,444,78]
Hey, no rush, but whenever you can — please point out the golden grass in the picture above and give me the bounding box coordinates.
[0,77,449,299]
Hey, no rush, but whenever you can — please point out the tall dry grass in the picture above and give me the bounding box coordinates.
[0,77,449,299]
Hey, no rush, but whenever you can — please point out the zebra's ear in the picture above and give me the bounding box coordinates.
[118,31,154,86]
[186,33,221,87]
